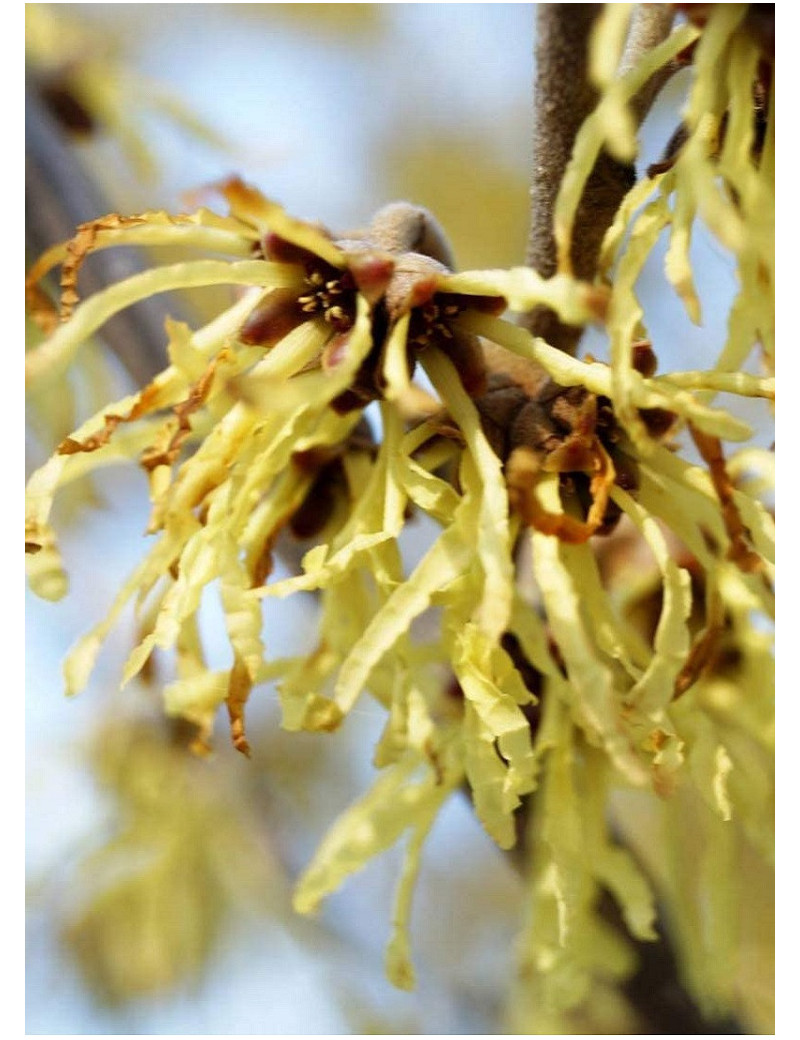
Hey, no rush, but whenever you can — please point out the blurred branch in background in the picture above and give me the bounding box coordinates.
[26,84,178,388]
[524,4,676,355]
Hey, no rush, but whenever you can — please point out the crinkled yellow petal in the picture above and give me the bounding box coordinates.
[381,313,411,401]
[63,535,182,696]
[661,11,754,297]
[727,447,775,502]
[611,485,692,713]
[578,747,658,942]
[517,704,636,1010]
[595,844,657,942]
[598,173,664,276]
[658,370,774,399]
[25,537,68,602]
[443,268,607,326]
[529,475,648,785]
[422,348,513,641]
[219,542,265,681]
[664,180,703,325]
[163,670,231,744]
[25,207,258,294]
[293,746,460,916]
[333,521,472,716]
[589,5,634,91]
[277,644,343,734]
[556,539,649,680]
[395,450,461,526]
[454,624,537,848]
[385,788,443,991]
[26,259,301,388]
[462,701,518,850]
[607,193,672,445]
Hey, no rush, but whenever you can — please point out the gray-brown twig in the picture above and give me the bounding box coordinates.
[523,4,675,356]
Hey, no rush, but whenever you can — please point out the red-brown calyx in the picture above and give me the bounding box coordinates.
[239,231,394,349]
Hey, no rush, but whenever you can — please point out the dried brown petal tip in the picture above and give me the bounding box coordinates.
[227,660,252,758]
[506,446,601,545]
[544,438,598,474]
[689,423,765,576]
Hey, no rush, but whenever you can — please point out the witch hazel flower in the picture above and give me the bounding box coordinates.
[23,176,608,743]
[25,68,773,1001]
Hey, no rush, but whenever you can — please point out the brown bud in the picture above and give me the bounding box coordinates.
[366,202,455,268]
[239,288,304,347]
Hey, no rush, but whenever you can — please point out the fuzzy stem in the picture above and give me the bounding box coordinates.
[522,4,674,355]
[619,3,679,111]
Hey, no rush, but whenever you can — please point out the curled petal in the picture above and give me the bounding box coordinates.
[507,443,617,545]
[26,258,300,388]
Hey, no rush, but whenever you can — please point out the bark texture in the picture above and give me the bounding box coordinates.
[523,5,674,355]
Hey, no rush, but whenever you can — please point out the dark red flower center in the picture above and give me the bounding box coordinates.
[296,268,357,333]
[407,296,463,349]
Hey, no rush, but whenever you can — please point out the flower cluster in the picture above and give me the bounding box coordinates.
[25,5,774,1028]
